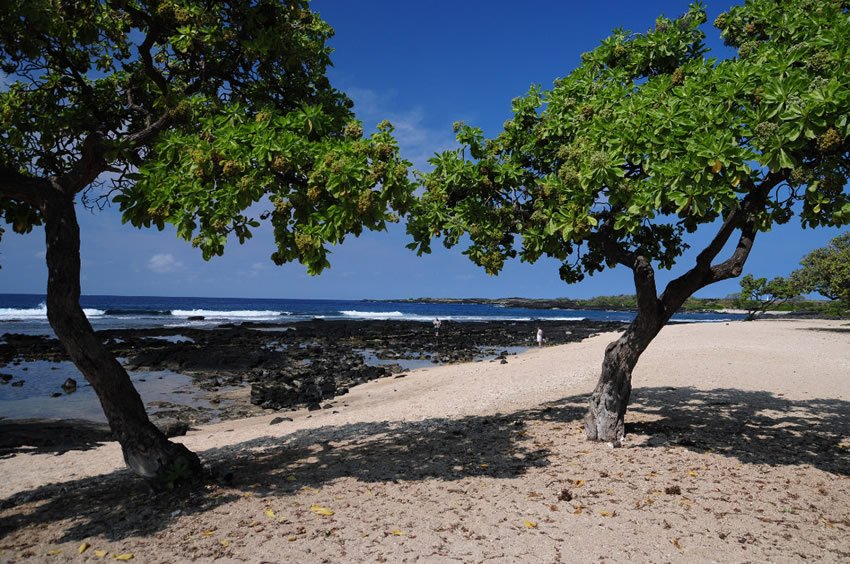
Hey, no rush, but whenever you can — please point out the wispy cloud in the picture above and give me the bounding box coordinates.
[346,88,458,171]
[242,261,267,278]
[147,253,185,273]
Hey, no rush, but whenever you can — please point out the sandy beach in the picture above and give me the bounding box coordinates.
[1,318,848,562]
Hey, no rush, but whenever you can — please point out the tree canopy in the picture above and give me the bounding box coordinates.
[1,0,412,270]
[409,0,849,284]
[735,273,798,320]
[791,231,850,305]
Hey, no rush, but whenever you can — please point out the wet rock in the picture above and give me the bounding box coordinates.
[10,380,24,387]
[187,316,205,321]
[61,378,77,393]
[0,373,12,383]
[156,419,189,437]
[269,416,293,425]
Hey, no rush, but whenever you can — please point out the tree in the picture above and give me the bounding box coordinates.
[0,0,412,484]
[735,274,798,320]
[409,0,850,442]
[790,232,850,307]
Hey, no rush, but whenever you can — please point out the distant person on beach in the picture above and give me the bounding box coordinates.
[536,327,543,347]
[433,318,442,337]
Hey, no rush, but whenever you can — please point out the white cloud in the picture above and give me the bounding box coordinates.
[346,88,458,171]
[147,253,185,273]
[243,261,267,278]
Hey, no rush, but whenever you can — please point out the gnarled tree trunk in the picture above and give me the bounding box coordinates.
[584,311,664,442]
[43,192,202,485]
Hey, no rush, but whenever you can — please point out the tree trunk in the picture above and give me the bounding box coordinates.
[43,192,202,485]
[584,312,663,442]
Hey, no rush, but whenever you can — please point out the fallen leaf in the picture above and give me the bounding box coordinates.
[201,530,215,537]
[573,505,583,515]
[79,543,90,554]
[113,554,134,560]
[573,479,585,487]
[287,536,297,542]
[47,549,61,556]
[220,540,230,548]
[524,520,537,529]
[241,492,254,498]
[599,510,614,517]
[264,508,276,519]
[687,470,698,477]
[310,504,334,516]
[286,474,297,482]
[94,550,108,558]
[479,463,489,469]
[390,529,404,536]
[671,538,683,550]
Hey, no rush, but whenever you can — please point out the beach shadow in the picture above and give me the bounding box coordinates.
[0,419,113,458]
[606,386,847,475]
[2,386,847,543]
[0,412,557,543]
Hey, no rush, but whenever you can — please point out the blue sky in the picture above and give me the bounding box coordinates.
[0,1,844,299]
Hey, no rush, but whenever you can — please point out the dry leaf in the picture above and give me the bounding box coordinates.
[599,510,613,517]
[573,505,583,515]
[79,543,90,554]
[113,554,134,561]
[47,549,61,556]
[390,529,404,536]
[524,520,537,529]
[220,540,230,548]
[287,536,297,542]
[479,463,489,469]
[264,508,276,519]
[94,550,108,558]
[310,504,334,516]
[201,529,215,537]
[671,538,683,550]
[573,479,585,487]
[687,470,698,477]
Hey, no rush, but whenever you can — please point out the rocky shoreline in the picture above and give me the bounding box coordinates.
[0,319,625,434]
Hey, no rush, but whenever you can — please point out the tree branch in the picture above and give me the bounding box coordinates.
[0,166,53,206]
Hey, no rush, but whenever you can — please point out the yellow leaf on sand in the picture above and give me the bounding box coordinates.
[47,549,62,555]
[201,529,215,537]
[310,504,334,516]
[573,479,585,487]
[264,508,276,518]
[113,554,134,561]
[79,543,91,554]
[524,520,537,529]
[220,540,230,548]
[599,510,613,517]
[479,463,489,469]
[687,470,698,477]
[287,535,297,542]
[94,550,108,558]
[391,529,404,536]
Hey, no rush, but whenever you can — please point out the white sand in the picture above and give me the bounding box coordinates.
[1,318,849,562]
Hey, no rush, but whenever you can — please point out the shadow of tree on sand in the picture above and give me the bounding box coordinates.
[532,386,850,476]
[0,412,561,544]
[0,419,113,458]
[2,386,848,544]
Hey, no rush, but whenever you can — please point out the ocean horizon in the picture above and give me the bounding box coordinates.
[0,293,744,337]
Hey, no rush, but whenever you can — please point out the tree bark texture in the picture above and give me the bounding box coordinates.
[584,310,664,442]
[43,193,202,484]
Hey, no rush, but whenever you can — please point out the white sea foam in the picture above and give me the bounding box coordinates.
[0,302,105,320]
[340,310,406,319]
[170,309,288,319]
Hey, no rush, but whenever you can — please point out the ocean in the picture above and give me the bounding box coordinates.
[0,293,744,336]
